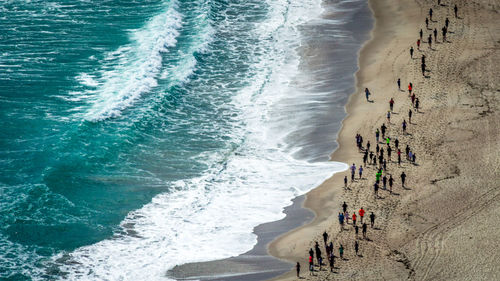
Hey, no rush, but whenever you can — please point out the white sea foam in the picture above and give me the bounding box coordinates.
[78,1,183,121]
[54,0,349,280]
[75,73,98,87]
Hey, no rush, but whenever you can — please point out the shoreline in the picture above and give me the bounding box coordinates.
[167,0,374,280]
[267,0,380,274]
[269,0,500,280]
[168,196,312,281]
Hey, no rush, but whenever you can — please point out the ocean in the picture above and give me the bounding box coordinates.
[0,0,370,280]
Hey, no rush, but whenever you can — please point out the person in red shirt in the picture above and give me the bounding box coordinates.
[352,212,357,226]
[359,208,365,223]
[309,255,314,275]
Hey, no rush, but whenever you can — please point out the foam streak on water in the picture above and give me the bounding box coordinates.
[81,0,183,121]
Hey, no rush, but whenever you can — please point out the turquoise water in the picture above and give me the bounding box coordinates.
[0,0,357,279]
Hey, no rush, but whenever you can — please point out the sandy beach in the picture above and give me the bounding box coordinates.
[269,0,500,280]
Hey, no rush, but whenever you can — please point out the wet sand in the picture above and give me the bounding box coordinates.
[269,0,500,280]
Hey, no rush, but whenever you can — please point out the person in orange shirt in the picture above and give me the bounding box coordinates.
[352,212,357,226]
[359,207,365,223]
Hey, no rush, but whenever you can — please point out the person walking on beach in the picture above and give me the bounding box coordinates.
[454,4,458,18]
[359,207,365,223]
[417,39,421,50]
[370,212,376,228]
[389,174,394,193]
[415,98,420,112]
[376,128,380,143]
[344,176,348,189]
[342,201,348,214]
[408,82,412,95]
[370,151,374,165]
[421,62,426,76]
[315,242,322,266]
[383,175,387,190]
[365,88,371,101]
[345,211,350,225]
[429,8,433,21]
[410,46,414,58]
[428,34,432,49]
[419,28,423,40]
[409,109,413,123]
[401,171,407,188]
[309,248,314,262]
[359,165,363,179]
[381,123,387,139]
[425,17,429,29]
[434,28,438,42]
[442,26,447,42]
[352,212,357,226]
[339,213,345,230]
[387,111,391,123]
[296,262,301,278]
[323,231,328,245]
[362,223,367,239]
[309,255,314,275]
[445,17,450,28]
[389,98,394,112]
[397,78,401,90]
[355,240,359,256]
[402,119,407,134]
[375,169,382,183]
[398,149,402,166]
[339,244,344,260]
[374,182,379,198]
[355,224,359,237]
[387,145,392,161]
[422,54,426,65]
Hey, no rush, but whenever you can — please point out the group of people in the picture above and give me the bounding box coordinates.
[296,1,460,278]
[303,203,376,276]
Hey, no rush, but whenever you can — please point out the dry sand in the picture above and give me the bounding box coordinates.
[268,0,500,280]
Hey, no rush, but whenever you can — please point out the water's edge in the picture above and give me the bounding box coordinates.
[168,195,312,280]
[168,0,374,280]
